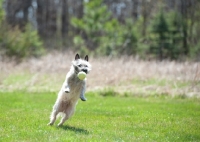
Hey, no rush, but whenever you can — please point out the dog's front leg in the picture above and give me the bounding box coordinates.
[80,83,87,101]
[64,86,70,93]
[63,80,70,93]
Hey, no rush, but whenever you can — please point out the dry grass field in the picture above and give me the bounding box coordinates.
[0,51,199,98]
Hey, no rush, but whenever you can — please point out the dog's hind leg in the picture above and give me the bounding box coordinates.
[48,102,60,125]
[57,104,75,126]
[80,83,87,101]
[57,114,68,127]
[48,110,58,125]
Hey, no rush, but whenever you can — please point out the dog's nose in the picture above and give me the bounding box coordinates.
[82,69,87,74]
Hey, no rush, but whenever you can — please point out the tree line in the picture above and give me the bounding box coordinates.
[1,0,200,61]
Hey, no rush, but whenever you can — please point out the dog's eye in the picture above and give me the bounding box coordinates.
[78,64,82,67]
[84,65,88,67]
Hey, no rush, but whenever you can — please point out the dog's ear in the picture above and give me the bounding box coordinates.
[85,55,89,61]
[75,54,80,60]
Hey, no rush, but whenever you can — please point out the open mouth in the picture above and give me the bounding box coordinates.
[81,69,88,74]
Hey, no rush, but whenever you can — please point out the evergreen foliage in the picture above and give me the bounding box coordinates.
[71,0,137,57]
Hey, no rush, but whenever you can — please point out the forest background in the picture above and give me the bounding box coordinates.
[0,0,200,61]
[1,1,200,141]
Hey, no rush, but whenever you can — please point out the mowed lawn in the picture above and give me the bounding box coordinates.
[0,91,200,142]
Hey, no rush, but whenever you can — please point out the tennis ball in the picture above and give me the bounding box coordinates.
[78,71,86,80]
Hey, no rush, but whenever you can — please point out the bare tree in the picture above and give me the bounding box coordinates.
[61,0,69,37]
[6,0,32,28]
[132,0,139,22]
[180,0,189,55]
[36,0,46,36]
[36,0,57,37]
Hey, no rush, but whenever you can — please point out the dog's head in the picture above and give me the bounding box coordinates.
[72,54,91,74]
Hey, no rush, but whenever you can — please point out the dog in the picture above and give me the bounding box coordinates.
[48,54,91,126]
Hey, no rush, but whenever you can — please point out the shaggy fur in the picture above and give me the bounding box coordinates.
[48,54,91,126]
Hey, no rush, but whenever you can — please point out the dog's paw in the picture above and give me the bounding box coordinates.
[64,88,70,93]
[57,123,63,127]
[80,97,87,101]
[47,122,53,126]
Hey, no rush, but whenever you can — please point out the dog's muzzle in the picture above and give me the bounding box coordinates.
[82,69,88,74]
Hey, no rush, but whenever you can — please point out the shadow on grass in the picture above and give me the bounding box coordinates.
[59,125,89,135]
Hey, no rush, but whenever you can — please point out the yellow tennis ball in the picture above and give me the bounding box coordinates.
[78,71,86,80]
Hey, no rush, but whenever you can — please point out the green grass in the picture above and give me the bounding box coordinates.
[0,91,200,141]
